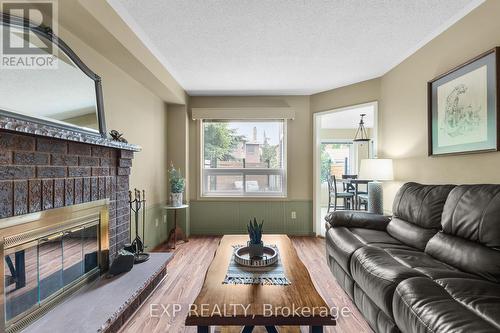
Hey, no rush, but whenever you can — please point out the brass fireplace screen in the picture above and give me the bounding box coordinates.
[0,200,109,332]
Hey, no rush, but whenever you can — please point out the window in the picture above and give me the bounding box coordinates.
[201,120,286,197]
[320,142,356,183]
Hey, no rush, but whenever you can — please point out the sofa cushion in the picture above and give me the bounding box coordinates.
[426,232,500,283]
[387,217,438,250]
[350,246,425,317]
[393,277,500,333]
[326,226,413,275]
[440,184,500,248]
[387,183,455,249]
[392,182,455,229]
[425,184,500,283]
[385,247,480,280]
[435,278,500,329]
[349,228,405,246]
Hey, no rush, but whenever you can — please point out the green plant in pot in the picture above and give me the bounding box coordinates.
[247,218,264,259]
[169,163,185,207]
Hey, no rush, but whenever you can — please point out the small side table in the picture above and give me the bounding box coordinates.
[163,204,189,249]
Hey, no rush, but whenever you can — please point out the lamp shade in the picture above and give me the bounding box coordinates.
[359,159,394,181]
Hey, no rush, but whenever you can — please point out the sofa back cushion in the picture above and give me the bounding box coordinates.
[425,185,500,282]
[426,233,500,283]
[387,218,438,250]
[440,184,500,247]
[387,182,455,249]
[392,182,456,228]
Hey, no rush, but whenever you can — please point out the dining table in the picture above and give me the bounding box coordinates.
[339,178,372,210]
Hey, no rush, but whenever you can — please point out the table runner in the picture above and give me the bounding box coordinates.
[223,245,291,285]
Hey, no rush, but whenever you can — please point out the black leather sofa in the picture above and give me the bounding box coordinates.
[325,182,500,333]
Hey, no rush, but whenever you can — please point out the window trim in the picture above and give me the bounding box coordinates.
[198,119,288,199]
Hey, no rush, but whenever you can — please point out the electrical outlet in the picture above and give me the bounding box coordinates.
[155,218,159,227]
[163,215,167,223]
[291,211,297,219]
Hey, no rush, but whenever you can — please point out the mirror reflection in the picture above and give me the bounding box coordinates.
[0,25,100,132]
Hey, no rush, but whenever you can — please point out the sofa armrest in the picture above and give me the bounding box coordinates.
[325,211,391,231]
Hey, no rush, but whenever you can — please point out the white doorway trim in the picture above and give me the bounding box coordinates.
[312,101,378,236]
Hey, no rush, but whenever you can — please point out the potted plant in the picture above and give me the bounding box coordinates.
[168,163,185,207]
[247,218,264,259]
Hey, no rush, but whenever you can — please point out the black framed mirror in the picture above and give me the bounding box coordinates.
[0,12,106,138]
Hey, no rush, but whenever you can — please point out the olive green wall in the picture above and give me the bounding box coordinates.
[189,200,312,235]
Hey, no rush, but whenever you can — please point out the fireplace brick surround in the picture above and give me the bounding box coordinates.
[0,130,135,259]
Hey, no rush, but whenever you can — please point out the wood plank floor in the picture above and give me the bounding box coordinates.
[120,236,373,333]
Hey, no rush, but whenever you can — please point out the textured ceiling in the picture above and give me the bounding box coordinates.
[108,0,484,95]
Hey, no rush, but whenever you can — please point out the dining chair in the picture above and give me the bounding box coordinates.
[327,175,354,212]
[342,174,357,193]
[356,181,369,211]
[357,193,368,211]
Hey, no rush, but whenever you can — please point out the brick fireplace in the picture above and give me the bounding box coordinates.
[0,130,136,260]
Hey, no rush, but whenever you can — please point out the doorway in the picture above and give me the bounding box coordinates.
[313,101,378,236]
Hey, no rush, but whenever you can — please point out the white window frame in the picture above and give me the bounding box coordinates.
[199,119,287,198]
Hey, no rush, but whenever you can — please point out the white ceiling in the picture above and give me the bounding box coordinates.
[108,0,484,96]
[321,105,374,129]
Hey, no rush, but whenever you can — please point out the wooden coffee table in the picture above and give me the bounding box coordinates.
[185,235,336,332]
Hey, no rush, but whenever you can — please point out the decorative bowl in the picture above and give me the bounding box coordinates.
[234,245,278,267]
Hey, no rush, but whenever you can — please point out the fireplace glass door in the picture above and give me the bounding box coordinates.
[3,221,100,323]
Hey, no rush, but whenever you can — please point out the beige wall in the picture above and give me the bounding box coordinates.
[311,78,381,113]
[378,0,500,210]
[189,96,312,201]
[58,26,170,245]
[311,0,500,211]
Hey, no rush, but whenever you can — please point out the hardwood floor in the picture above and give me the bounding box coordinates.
[120,236,373,333]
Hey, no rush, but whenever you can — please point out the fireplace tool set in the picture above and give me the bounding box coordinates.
[125,189,150,263]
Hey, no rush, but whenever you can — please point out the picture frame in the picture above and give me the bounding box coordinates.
[428,47,500,156]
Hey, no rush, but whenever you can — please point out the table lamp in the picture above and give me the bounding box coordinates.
[359,159,394,215]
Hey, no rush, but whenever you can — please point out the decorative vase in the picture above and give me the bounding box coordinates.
[170,192,183,207]
[248,241,264,259]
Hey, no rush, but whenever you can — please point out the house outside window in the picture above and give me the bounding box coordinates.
[201,120,287,197]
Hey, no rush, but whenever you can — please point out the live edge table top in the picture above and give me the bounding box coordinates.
[185,235,336,327]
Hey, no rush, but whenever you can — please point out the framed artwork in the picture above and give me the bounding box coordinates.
[428,47,499,156]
